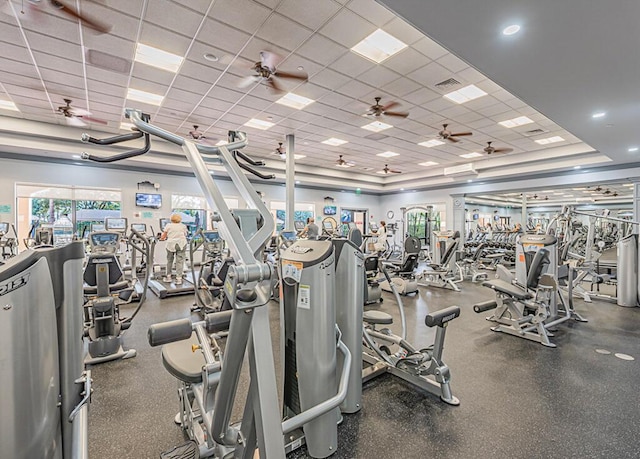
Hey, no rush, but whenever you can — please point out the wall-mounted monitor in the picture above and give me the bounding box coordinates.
[131,223,147,233]
[323,220,334,230]
[159,218,170,231]
[323,205,337,215]
[294,221,306,231]
[340,210,352,223]
[135,192,162,209]
[105,217,127,232]
[0,222,8,233]
[90,223,105,232]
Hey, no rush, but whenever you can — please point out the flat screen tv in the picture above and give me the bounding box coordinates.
[136,192,162,209]
[323,205,337,215]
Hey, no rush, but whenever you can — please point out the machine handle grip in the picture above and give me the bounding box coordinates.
[205,310,233,333]
[82,132,151,163]
[233,151,275,179]
[425,305,461,328]
[473,300,498,313]
[81,130,143,145]
[148,318,193,346]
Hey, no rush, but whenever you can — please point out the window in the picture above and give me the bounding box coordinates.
[269,201,315,233]
[16,184,121,244]
[171,194,240,236]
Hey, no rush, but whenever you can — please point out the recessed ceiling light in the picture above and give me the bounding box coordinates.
[418,139,445,148]
[443,84,488,104]
[400,188,405,191]
[322,137,348,146]
[275,92,315,110]
[126,88,164,106]
[502,24,521,35]
[460,152,483,159]
[535,136,565,145]
[135,43,184,73]
[467,179,473,183]
[377,151,399,158]
[499,116,534,128]
[592,112,606,119]
[203,53,218,62]
[294,154,306,159]
[351,29,408,63]
[628,147,638,152]
[418,161,439,167]
[362,121,393,132]
[297,66,304,71]
[72,154,82,159]
[295,180,300,184]
[244,118,274,130]
[574,166,581,169]
[0,99,19,111]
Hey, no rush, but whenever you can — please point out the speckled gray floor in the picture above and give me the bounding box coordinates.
[88,280,640,459]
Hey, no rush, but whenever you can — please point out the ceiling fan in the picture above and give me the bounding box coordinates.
[57,99,106,127]
[238,51,308,94]
[271,142,286,159]
[3,0,111,34]
[188,125,206,141]
[363,97,409,118]
[335,155,355,168]
[438,124,473,143]
[484,141,514,155]
[380,164,401,174]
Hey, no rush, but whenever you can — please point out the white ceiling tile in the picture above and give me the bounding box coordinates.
[407,61,452,88]
[331,52,375,78]
[131,63,177,86]
[296,34,347,66]
[347,0,396,26]
[198,19,252,55]
[128,77,169,95]
[476,102,512,117]
[210,0,272,32]
[382,77,421,98]
[171,0,213,14]
[358,66,399,88]
[172,75,218,96]
[86,68,129,86]
[318,92,351,108]
[257,13,312,51]
[144,0,205,37]
[382,17,424,45]
[24,31,82,60]
[137,25,192,57]
[403,87,441,106]
[311,68,351,90]
[278,0,342,30]
[436,53,468,74]
[381,47,430,76]
[0,41,33,64]
[335,80,375,99]
[82,4,141,41]
[319,9,377,49]
[413,37,449,60]
[180,59,224,84]
[455,66,485,85]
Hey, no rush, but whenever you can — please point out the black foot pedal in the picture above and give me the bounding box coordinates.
[160,440,199,459]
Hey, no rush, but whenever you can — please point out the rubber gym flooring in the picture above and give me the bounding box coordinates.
[88,280,640,458]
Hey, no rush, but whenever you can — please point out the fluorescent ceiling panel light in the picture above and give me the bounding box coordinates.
[592,112,606,119]
[498,116,534,128]
[628,147,638,152]
[351,29,407,63]
[535,136,565,145]
[275,92,314,110]
[460,152,483,159]
[126,88,164,106]
[443,84,488,104]
[336,163,352,168]
[573,166,581,169]
[135,43,184,73]
[419,161,439,167]
[362,121,393,132]
[322,137,348,146]
[376,151,399,158]
[244,118,274,130]
[467,179,473,183]
[0,100,19,111]
[294,154,306,159]
[418,139,445,148]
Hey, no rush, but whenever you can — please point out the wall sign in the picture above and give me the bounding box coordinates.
[0,205,11,214]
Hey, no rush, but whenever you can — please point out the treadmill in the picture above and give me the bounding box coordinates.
[148,218,195,298]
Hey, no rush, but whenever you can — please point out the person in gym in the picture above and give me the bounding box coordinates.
[160,213,188,284]
[512,222,525,234]
[374,220,388,253]
[300,217,320,240]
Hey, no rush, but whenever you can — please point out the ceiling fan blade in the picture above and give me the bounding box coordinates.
[65,116,86,127]
[266,78,285,94]
[383,111,409,118]
[446,136,460,143]
[381,101,400,111]
[274,70,308,81]
[346,161,356,167]
[259,51,282,72]
[50,0,111,34]
[80,115,108,125]
[390,169,402,174]
[237,75,259,88]
[493,148,514,154]
[450,131,473,137]
[69,107,91,117]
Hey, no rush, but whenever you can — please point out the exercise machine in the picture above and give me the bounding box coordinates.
[83,109,350,458]
[190,229,229,316]
[1,242,91,458]
[380,236,420,295]
[0,221,18,258]
[474,234,586,347]
[418,231,462,292]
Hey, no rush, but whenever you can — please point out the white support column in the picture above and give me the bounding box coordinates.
[451,194,465,241]
[285,134,295,231]
[521,194,527,226]
[634,183,640,235]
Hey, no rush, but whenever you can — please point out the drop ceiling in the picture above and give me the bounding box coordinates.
[0,0,617,192]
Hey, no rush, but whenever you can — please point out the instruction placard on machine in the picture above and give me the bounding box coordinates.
[297,284,310,309]
[282,260,303,283]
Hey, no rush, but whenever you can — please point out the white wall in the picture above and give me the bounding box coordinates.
[0,158,382,230]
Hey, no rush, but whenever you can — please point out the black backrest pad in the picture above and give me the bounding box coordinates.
[404,236,421,254]
[441,240,459,265]
[526,248,550,289]
[400,254,418,273]
[83,254,124,286]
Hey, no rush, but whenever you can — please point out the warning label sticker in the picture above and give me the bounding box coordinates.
[297,284,310,309]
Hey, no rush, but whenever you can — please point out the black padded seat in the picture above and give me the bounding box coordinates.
[161,333,205,384]
[83,280,131,295]
[482,279,533,300]
[363,310,393,325]
[212,277,224,287]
